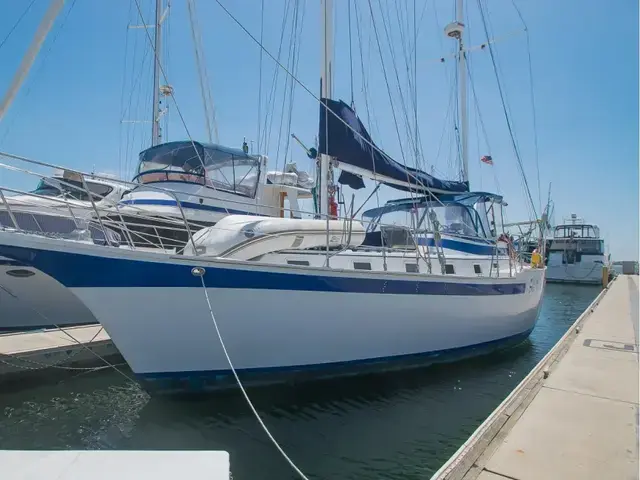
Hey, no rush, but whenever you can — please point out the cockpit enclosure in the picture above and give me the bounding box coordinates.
[134,141,263,198]
[553,224,600,239]
[361,192,505,247]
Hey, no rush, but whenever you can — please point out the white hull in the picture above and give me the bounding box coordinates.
[77,278,542,378]
[546,263,603,285]
[0,258,97,331]
[0,232,545,391]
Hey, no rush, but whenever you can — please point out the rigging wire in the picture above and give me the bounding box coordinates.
[281,1,306,169]
[0,0,37,52]
[476,0,538,221]
[348,0,354,107]
[256,0,265,153]
[366,0,408,164]
[118,1,134,180]
[374,0,419,166]
[187,0,217,144]
[212,0,448,203]
[510,0,542,214]
[261,0,293,155]
[274,0,303,174]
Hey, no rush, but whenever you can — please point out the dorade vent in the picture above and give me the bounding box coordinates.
[291,235,304,248]
[354,262,372,271]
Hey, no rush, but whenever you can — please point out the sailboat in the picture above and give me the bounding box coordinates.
[0,0,545,392]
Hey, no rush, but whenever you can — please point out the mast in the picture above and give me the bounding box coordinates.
[151,0,163,146]
[0,0,65,123]
[319,0,333,217]
[445,0,468,184]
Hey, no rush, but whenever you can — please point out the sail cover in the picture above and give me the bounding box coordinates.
[318,98,469,194]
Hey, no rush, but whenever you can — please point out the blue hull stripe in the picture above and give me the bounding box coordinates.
[119,198,266,217]
[0,244,526,294]
[417,237,503,256]
[137,327,535,388]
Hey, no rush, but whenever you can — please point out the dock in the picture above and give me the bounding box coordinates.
[2,450,230,479]
[0,325,120,383]
[432,274,639,480]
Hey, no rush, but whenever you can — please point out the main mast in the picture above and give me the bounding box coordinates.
[445,0,468,184]
[319,0,333,217]
[151,0,163,146]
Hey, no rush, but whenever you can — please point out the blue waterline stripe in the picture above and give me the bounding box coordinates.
[119,198,266,217]
[0,244,526,294]
[138,327,535,381]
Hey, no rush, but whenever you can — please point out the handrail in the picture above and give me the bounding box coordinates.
[0,150,536,278]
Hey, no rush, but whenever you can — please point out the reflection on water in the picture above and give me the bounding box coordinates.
[0,283,600,479]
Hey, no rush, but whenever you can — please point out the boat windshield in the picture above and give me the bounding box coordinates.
[364,201,491,239]
[554,224,599,239]
[135,142,261,198]
[31,179,114,201]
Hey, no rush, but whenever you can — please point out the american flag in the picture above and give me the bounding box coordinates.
[480,155,493,165]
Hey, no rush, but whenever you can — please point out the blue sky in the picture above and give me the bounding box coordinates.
[0,0,637,260]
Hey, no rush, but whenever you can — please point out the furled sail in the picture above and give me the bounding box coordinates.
[318,98,469,194]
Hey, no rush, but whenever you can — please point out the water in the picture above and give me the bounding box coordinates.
[0,283,600,479]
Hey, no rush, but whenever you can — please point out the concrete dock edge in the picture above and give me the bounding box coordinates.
[430,276,630,480]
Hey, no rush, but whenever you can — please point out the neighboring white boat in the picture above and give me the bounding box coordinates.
[546,214,605,285]
[98,141,313,251]
[0,170,128,331]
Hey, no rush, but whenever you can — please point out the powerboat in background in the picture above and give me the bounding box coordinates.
[98,141,313,251]
[545,214,606,285]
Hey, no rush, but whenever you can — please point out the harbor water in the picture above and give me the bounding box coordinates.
[0,283,600,479]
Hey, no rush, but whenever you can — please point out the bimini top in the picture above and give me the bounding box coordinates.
[362,191,503,219]
[134,141,262,198]
[137,141,260,173]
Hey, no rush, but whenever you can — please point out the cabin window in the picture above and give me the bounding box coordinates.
[445,264,455,274]
[354,262,372,271]
[405,263,419,273]
[31,179,113,202]
[473,264,482,275]
[287,260,309,266]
